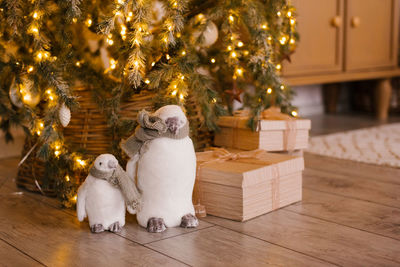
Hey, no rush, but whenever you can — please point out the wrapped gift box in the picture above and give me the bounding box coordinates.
[214,116,311,152]
[195,149,304,221]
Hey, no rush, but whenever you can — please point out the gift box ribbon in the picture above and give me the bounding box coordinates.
[195,148,281,216]
[232,107,297,151]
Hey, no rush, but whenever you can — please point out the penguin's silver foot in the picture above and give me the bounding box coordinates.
[147,217,166,233]
[90,224,104,233]
[180,214,199,228]
[108,222,121,233]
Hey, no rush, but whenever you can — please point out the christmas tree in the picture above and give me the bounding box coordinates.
[0,0,297,205]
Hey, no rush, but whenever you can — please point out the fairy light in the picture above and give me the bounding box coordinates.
[85,18,92,27]
[261,24,267,29]
[287,11,292,17]
[291,110,298,117]
[75,61,81,67]
[144,79,150,84]
[181,51,186,56]
[179,93,184,100]
[33,11,39,19]
[120,25,127,35]
[276,64,282,70]
[290,38,295,44]
[267,88,272,94]
[134,60,139,68]
[110,59,117,69]
[27,66,34,73]
[151,61,156,66]
[279,36,287,45]
[230,51,237,58]
[212,98,217,103]
[280,85,285,90]
[72,18,77,23]
[107,38,114,45]
[227,46,232,51]
[166,54,171,60]
[65,175,70,182]
[290,18,296,25]
[236,68,243,76]
[267,36,272,41]
[29,26,39,35]
[210,58,216,63]
[237,41,244,47]
[76,158,86,167]
[229,15,234,22]
[180,75,185,80]
[72,195,77,202]
[277,11,281,17]
[171,90,177,96]
[54,150,61,157]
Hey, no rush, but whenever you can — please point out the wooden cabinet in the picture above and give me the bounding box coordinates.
[283,0,399,79]
[345,0,398,71]
[283,0,344,75]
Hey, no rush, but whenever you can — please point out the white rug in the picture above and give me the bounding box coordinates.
[307,123,400,168]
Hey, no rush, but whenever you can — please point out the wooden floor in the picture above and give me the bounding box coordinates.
[1,114,400,266]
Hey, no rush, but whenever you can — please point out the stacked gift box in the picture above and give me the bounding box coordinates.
[194,108,311,221]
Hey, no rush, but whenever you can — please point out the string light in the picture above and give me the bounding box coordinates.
[243,50,249,56]
[72,195,77,202]
[210,58,216,63]
[166,54,171,60]
[181,51,186,56]
[180,75,185,80]
[235,68,243,76]
[229,15,234,22]
[290,38,295,44]
[287,11,292,17]
[291,110,298,117]
[85,18,92,27]
[110,59,117,69]
[230,51,237,58]
[267,88,272,94]
[261,24,267,29]
[237,41,244,47]
[65,175,70,182]
[27,66,34,73]
[72,18,77,23]
[277,11,281,17]
[212,98,217,103]
[75,61,81,67]
[76,158,86,167]
[35,51,50,61]
[227,46,232,51]
[290,18,296,25]
[280,85,285,90]
[276,64,282,70]
[32,11,39,19]
[171,90,177,96]
[107,38,114,45]
[179,93,184,100]
[151,62,156,66]
[279,36,287,45]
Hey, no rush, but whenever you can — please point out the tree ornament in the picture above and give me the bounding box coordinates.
[8,78,23,108]
[59,103,71,127]
[193,21,219,47]
[17,77,40,107]
[150,1,166,24]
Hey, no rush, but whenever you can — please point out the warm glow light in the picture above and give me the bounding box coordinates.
[85,18,92,27]
[287,11,292,17]
[33,11,39,19]
[212,98,217,103]
[280,85,285,90]
[72,195,77,202]
[166,54,171,60]
[227,46,232,51]
[290,38,295,44]
[179,93,184,100]
[72,18,77,23]
[237,41,243,47]
[145,79,150,84]
[276,64,282,70]
[280,36,287,45]
[181,51,186,56]
[291,110,298,117]
[171,90,177,96]
[75,61,81,67]
[27,66,34,73]
[151,61,156,66]
[210,58,216,63]
[76,158,86,167]
[107,38,114,45]
[261,24,267,29]
[277,11,281,17]
[65,175,70,182]
[46,89,52,95]
[290,18,296,25]
[134,60,139,68]
[236,68,243,75]
[54,150,61,156]
[230,51,237,58]
[229,15,234,22]
[267,88,272,94]
[110,59,117,69]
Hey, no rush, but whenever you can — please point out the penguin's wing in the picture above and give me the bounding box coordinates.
[76,179,89,221]
[126,154,139,180]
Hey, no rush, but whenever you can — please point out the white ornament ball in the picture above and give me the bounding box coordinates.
[150,1,166,24]
[59,103,71,127]
[193,21,219,47]
[9,79,23,108]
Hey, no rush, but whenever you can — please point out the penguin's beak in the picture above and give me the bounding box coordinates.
[108,160,117,169]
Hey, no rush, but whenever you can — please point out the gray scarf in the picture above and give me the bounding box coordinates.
[121,109,190,158]
[89,164,141,211]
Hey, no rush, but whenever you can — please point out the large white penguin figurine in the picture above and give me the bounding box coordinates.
[121,105,198,232]
[76,154,126,233]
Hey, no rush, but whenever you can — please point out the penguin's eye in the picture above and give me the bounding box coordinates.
[99,162,102,165]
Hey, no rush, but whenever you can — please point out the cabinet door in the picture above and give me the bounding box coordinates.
[345,0,399,71]
[283,0,344,76]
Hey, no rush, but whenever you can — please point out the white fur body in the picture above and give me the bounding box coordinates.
[77,154,125,230]
[136,136,196,228]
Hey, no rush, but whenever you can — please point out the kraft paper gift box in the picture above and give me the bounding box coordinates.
[214,108,311,152]
[194,148,304,221]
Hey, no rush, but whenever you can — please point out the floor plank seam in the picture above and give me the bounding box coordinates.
[283,209,400,242]
[208,224,342,266]
[0,237,47,267]
[143,244,193,267]
[303,186,400,210]
[0,175,11,189]
[143,225,217,245]
[305,166,400,186]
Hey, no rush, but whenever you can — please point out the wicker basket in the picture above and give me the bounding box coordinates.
[16,86,212,195]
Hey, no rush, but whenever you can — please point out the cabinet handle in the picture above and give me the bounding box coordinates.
[331,16,342,28]
[351,16,361,28]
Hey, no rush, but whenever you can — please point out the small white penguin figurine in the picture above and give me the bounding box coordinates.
[76,154,126,233]
[125,105,198,232]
